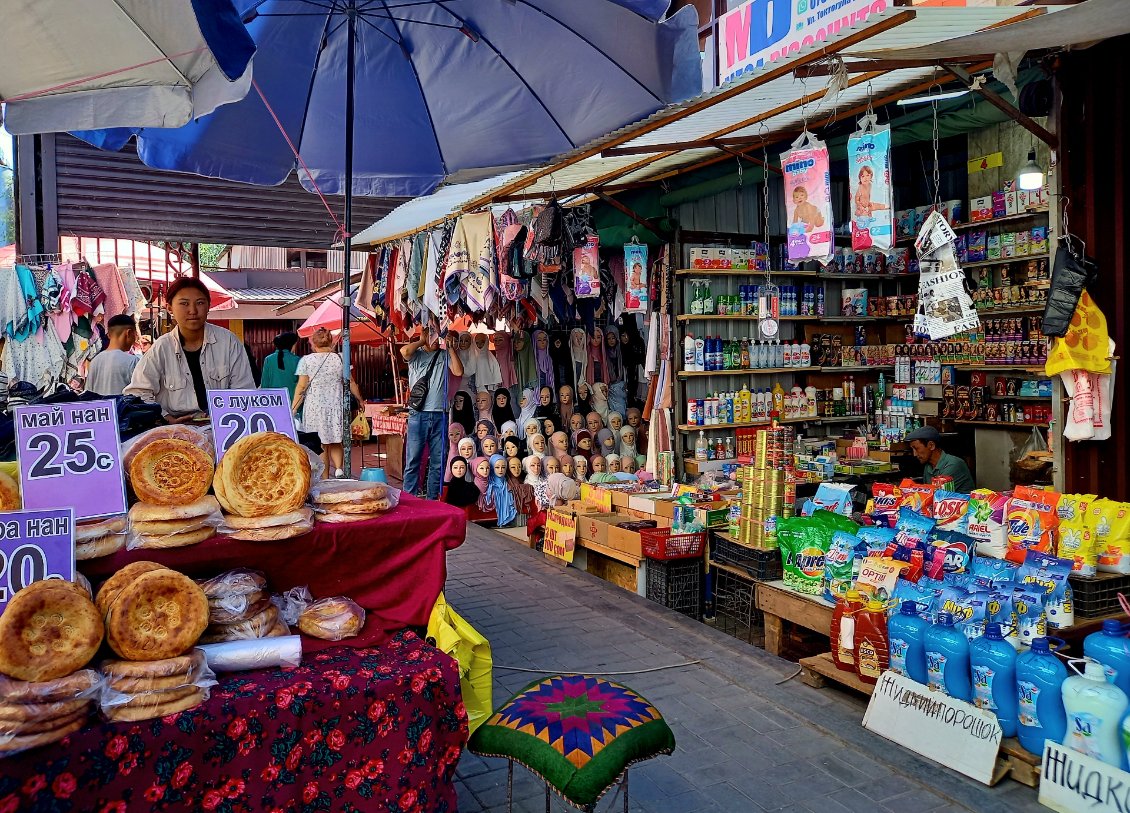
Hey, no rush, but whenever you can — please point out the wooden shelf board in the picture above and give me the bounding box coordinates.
[674,268,820,277]
[951,420,1050,429]
[678,367,817,378]
[963,252,1049,269]
[952,209,1049,231]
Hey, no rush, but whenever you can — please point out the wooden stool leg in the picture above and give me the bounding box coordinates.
[507,760,513,813]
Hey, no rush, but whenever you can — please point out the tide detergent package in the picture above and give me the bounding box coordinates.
[1004,485,1061,564]
[1056,493,1098,576]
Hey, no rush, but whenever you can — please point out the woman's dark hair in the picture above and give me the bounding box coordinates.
[274,331,299,368]
[166,276,210,303]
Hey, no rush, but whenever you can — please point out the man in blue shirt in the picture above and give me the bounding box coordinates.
[905,426,975,493]
[401,326,463,500]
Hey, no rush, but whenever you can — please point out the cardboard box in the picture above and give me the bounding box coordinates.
[610,490,631,509]
[622,507,672,527]
[913,400,941,416]
[970,196,992,222]
[1005,190,1019,216]
[690,247,710,269]
[575,512,611,547]
[606,523,643,558]
[693,502,730,529]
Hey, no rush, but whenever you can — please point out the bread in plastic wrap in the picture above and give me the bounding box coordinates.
[0,669,101,756]
[297,597,365,641]
[99,649,216,722]
[198,635,302,672]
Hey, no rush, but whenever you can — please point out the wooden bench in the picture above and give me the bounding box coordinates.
[754,580,833,656]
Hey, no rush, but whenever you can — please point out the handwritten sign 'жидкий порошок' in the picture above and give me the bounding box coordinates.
[1040,741,1130,813]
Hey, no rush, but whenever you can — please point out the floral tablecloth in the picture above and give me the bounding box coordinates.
[1,631,468,813]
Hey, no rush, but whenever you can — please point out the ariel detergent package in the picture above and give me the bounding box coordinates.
[782,134,834,264]
[967,489,1008,559]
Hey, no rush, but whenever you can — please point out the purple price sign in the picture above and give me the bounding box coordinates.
[14,400,126,521]
[209,389,297,461]
[0,508,75,615]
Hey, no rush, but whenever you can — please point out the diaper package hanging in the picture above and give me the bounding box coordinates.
[573,235,601,299]
[848,115,893,252]
[623,242,648,313]
[782,132,834,264]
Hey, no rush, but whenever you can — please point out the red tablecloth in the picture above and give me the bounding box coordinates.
[0,631,468,813]
[79,495,467,651]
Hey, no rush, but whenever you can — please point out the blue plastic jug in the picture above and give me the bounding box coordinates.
[1062,658,1128,767]
[924,612,972,702]
[969,622,1019,737]
[1016,637,1068,756]
[1083,619,1130,696]
[888,601,929,685]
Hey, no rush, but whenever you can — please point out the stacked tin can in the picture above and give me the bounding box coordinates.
[735,427,797,549]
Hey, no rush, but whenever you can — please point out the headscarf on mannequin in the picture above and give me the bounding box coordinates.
[568,328,589,392]
[586,327,608,385]
[532,330,554,391]
[619,425,640,462]
[447,423,466,471]
[514,330,538,392]
[605,328,624,383]
[571,429,592,459]
[451,390,475,435]
[443,456,481,507]
[505,456,535,516]
[549,332,572,396]
[491,388,515,429]
[479,454,516,525]
[575,380,593,416]
[469,456,490,494]
[475,390,492,421]
[591,382,610,422]
[472,331,503,390]
[493,331,517,389]
[557,384,575,431]
[516,388,538,439]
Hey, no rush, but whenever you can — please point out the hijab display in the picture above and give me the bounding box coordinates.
[493,331,517,389]
[447,423,466,471]
[575,380,593,416]
[523,455,550,511]
[549,333,572,396]
[591,383,610,421]
[475,389,492,421]
[502,436,525,459]
[451,390,475,434]
[471,456,491,494]
[514,331,538,393]
[457,437,477,463]
[587,327,607,385]
[516,388,539,438]
[557,385,575,430]
[573,455,589,481]
[532,330,554,391]
[480,454,516,526]
[472,332,503,389]
[568,328,588,391]
[444,457,481,507]
[492,389,515,429]
[506,456,535,516]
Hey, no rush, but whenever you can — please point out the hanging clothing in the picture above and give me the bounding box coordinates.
[479,455,517,525]
[514,331,538,393]
[117,264,146,316]
[587,327,608,386]
[422,226,448,321]
[472,336,503,390]
[1,265,47,342]
[47,263,76,344]
[446,212,495,313]
[569,329,589,392]
[91,263,129,318]
[70,267,105,317]
[2,321,66,391]
[406,231,426,320]
[493,332,517,389]
[532,330,554,391]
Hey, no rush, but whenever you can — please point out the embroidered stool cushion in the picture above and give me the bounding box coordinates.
[468,674,674,809]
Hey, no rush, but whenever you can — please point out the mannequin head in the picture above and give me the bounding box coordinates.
[500,421,517,439]
[550,431,569,454]
[503,437,522,458]
[544,457,560,475]
[450,458,467,479]
[493,457,507,477]
[621,427,636,447]
[609,412,623,432]
[607,454,621,474]
[578,434,592,453]
[452,391,467,412]
[591,455,606,473]
[475,390,490,415]
[476,458,491,479]
[586,413,603,433]
[622,456,638,474]
[475,421,492,440]
[539,387,553,406]
[536,331,548,350]
[524,455,543,479]
[559,456,574,477]
[569,413,584,433]
[508,457,524,478]
[474,332,489,350]
[530,434,546,454]
[457,332,473,351]
[514,332,528,351]
[523,419,541,439]
[495,391,509,410]
[542,417,556,437]
[574,456,588,480]
[577,381,590,401]
[458,438,476,460]
[606,330,619,350]
[626,408,642,428]
[558,385,573,406]
[481,437,498,457]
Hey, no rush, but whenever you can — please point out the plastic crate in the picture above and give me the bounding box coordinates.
[645,558,703,621]
[710,534,783,581]
[640,528,706,561]
[711,566,762,645]
[1070,572,1130,618]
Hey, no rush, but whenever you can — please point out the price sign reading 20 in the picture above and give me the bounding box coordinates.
[0,508,74,615]
[14,400,127,521]
[209,389,297,461]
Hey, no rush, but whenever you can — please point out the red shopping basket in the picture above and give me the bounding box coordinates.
[640,528,706,561]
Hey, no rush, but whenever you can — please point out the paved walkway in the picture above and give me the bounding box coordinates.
[446,523,1045,813]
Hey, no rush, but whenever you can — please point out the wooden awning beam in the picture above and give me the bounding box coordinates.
[794,57,990,77]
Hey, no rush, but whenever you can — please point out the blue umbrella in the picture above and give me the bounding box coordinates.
[80,0,700,472]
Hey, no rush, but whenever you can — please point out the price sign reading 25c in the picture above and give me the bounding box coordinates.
[14,400,127,521]
[209,389,297,461]
[0,508,74,615]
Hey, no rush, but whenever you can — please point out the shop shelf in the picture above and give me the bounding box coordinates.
[818,273,915,281]
[954,365,1046,373]
[950,420,1049,429]
[952,209,1049,230]
[641,528,706,561]
[677,420,770,432]
[675,314,818,322]
[710,566,762,645]
[823,365,895,372]
[677,367,818,378]
[1070,572,1130,619]
[973,304,1046,315]
[675,268,820,277]
[962,252,1050,269]
[711,533,782,581]
[645,558,704,621]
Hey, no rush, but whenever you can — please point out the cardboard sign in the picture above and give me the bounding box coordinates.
[0,508,75,615]
[209,389,297,460]
[968,152,1004,175]
[863,671,1002,784]
[581,484,612,513]
[1040,741,1130,813]
[544,509,577,563]
[14,400,126,520]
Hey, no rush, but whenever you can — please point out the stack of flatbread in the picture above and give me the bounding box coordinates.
[0,580,103,682]
[215,433,313,541]
[0,670,98,754]
[310,480,393,524]
[76,515,128,559]
[127,435,218,549]
[100,650,214,723]
[95,562,210,661]
[0,468,20,510]
[197,569,289,643]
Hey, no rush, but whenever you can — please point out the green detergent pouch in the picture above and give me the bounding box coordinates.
[777,517,830,596]
[824,531,865,603]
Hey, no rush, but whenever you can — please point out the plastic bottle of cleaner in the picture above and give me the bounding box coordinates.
[694,335,705,371]
[1083,619,1130,696]
[684,334,697,371]
[1062,658,1129,766]
[1016,637,1068,756]
[694,431,708,461]
[830,590,864,672]
[924,612,972,701]
[772,382,785,415]
[888,601,929,685]
[969,622,1019,737]
[854,599,890,685]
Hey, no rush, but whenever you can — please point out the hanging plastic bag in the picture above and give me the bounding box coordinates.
[427,592,493,734]
[1046,291,1112,376]
[848,116,894,252]
[781,133,834,263]
[623,241,648,312]
[573,234,601,298]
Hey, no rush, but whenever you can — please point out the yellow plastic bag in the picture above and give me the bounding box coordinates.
[1046,292,1112,376]
[427,592,493,735]
[350,413,371,441]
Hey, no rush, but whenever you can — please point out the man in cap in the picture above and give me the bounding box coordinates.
[904,426,975,493]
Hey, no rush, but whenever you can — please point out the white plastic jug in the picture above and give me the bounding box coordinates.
[1062,658,1129,766]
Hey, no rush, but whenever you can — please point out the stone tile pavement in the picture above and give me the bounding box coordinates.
[446,523,1046,813]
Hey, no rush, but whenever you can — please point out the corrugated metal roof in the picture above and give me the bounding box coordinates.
[232,287,309,303]
[461,6,1037,208]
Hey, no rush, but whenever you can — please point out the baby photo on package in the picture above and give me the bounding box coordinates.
[782,134,834,264]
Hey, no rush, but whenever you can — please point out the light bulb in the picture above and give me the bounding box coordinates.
[1018,149,1044,192]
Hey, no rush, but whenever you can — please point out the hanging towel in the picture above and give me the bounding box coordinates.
[116,264,145,316]
[406,231,426,319]
[445,212,494,313]
[357,252,376,315]
[91,262,129,318]
[47,263,76,345]
[422,227,448,321]
[2,265,46,342]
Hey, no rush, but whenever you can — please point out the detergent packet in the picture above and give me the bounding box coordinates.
[894,508,936,550]
[933,490,971,533]
[966,488,1009,559]
[1004,485,1061,564]
[986,590,1022,650]
[857,525,897,555]
[824,531,865,603]
[855,557,907,604]
[891,579,937,621]
[1056,493,1098,576]
[938,585,988,641]
[778,512,857,595]
[1016,551,1074,629]
[926,532,972,575]
[803,483,855,517]
[870,483,901,524]
[1013,588,1048,648]
[898,480,937,517]
[968,556,1019,591]
[1089,498,1130,575]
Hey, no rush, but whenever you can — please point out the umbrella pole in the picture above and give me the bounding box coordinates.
[341,3,357,476]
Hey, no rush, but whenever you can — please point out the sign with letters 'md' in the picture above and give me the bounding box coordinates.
[0,508,74,616]
[1040,741,1130,813]
[14,400,126,520]
[863,671,1001,784]
[209,389,297,461]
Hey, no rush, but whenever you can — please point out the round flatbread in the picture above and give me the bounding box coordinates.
[199,605,278,644]
[0,669,99,704]
[76,533,126,561]
[0,716,84,752]
[311,480,387,505]
[104,570,209,661]
[128,496,221,523]
[132,526,216,550]
[0,586,103,682]
[101,650,203,680]
[214,433,310,518]
[13,578,89,602]
[226,520,313,542]
[130,516,213,536]
[320,498,392,515]
[265,619,291,638]
[198,569,266,599]
[129,438,214,506]
[0,698,90,723]
[316,511,379,524]
[110,683,198,710]
[209,595,272,625]
[222,508,313,530]
[0,469,20,511]
[76,516,127,541]
[0,706,88,736]
[108,671,196,694]
[95,561,169,617]
[105,687,205,723]
[123,426,214,475]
